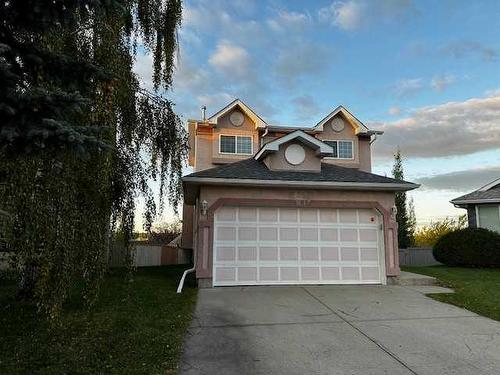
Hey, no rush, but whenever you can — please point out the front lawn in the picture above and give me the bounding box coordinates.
[402,266,500,322]
[0,266,197,374]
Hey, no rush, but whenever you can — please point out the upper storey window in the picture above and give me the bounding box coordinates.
[324,140,353,159]
[220,135,253,155]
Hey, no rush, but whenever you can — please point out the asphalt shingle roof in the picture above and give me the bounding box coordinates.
[184,158,416,186]
[452,183,500,203]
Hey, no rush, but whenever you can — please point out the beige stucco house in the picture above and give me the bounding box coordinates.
[181,99,418,288]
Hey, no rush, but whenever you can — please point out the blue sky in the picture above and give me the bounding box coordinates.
[135,0,500,226]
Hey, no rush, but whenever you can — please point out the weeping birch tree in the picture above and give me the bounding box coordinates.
[0,0,187,316]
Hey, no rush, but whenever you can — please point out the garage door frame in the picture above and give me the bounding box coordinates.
[212,204,387,286]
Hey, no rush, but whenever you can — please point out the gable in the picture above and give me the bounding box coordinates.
[207,99,267,129]
[314,106,370,134]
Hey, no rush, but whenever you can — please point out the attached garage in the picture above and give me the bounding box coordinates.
[213,206,385,286]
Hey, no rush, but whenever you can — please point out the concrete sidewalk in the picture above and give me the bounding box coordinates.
[179,286,500,375]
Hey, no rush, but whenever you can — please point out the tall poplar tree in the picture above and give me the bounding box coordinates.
[0,0,187,316]
[392,148,413,248]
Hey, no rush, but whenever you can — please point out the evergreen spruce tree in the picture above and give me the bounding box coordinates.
[392,148,412,248]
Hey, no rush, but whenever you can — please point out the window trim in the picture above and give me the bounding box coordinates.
[219,134,253,155]
[322,139,354,160]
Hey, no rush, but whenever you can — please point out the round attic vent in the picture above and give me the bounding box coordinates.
[229,111,244,126]
[285,144,306,165]
[331,117,345,132]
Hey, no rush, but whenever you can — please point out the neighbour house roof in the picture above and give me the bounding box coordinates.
[183,158,419,203]
[451,178,500,205]
[254,130,334,160]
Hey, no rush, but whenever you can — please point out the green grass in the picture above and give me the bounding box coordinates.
[0,266,197,375]
[402,266,500,322]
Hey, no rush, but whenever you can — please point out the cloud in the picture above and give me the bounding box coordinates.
[430,74,456,92]
[319,1,364,30]
[394,78,425,97]
[318,0,416,30]
[267,10,311,32]
[291,95,321,122]
[274,42,333,86]
[209,40,251,78]
[370,95,500,159]
[393,75,457,97]
[442,41,498,62]
[388,106,401,116]
[416,166,500,192]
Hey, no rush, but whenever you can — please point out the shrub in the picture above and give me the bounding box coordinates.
[414,215,467,247]
[433,228,500,267]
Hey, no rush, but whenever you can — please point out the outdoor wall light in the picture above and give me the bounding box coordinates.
[391,205,397,220]
[201,200,208,215]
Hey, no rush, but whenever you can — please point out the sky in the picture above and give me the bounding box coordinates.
[135,0,500,227]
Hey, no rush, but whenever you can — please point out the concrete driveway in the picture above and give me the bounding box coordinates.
[179,286,500,375]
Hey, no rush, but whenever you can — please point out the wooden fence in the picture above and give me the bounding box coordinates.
[108,241,191,268]
[399,247,441,267]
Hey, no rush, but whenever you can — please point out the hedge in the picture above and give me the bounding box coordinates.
[433,228,500,267]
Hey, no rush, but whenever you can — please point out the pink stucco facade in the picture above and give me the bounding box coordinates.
[188,186,399,287]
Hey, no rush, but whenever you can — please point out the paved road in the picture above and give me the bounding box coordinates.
[179,285,500,375]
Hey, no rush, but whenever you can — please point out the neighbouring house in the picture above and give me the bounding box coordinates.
[451,178,500,233]
[180,99,419,287]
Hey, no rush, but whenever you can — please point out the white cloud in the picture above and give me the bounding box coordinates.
[208,40,251,78]
[318,0,416,31]
[318,1,364,30]
[394,78,424,97]
[388,106,401,116]
[370,95,500,158]
[267,10,311,32]
[431,74,456,92]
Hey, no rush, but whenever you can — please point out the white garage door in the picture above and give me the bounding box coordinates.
[213,206,385,286]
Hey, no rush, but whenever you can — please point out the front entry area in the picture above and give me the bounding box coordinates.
[213,206,385,286]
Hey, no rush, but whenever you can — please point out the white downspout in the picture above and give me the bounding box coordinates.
[176,247,196,293]
[177,198,198,294]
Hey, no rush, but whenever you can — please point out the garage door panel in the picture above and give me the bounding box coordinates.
[213,207,384,286]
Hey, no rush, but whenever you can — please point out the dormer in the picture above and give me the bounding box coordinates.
[255,130,333,173]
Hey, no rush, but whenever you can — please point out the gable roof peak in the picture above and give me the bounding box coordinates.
[314,105,370,134]
[206,98,267,129]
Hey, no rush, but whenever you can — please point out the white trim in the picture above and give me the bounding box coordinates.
[452,198,500,205]
[254,130,333,160]
[322,139,355,160]
[476,205,480,227]
[183,176,420,191]
[478,177,500,192]
[218,134,253,155]
[314,106,370,134]
[207,99,267,129]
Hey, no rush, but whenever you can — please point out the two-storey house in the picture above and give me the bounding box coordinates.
[181,99,418,287]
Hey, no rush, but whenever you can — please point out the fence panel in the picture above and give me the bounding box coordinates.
[399,247,441,266]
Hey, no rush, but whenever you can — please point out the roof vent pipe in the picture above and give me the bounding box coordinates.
[201,106,206,121]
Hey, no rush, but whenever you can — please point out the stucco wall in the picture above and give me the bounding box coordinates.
[264,141,321,172]
[358,137,372,172]
[192,185,399,285]
[315,114,360,169]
